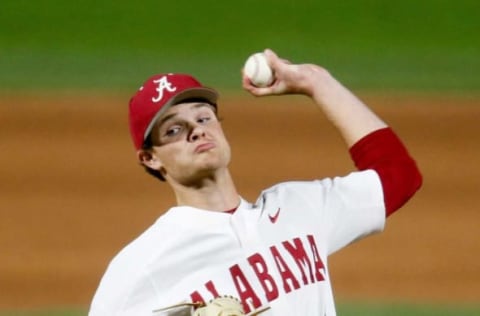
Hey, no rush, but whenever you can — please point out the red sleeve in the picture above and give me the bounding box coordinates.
[349,127,422,217]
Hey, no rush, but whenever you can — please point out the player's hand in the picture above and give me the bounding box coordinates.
[242,48,330,98]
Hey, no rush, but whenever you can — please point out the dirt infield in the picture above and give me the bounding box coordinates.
[1,93,479,308]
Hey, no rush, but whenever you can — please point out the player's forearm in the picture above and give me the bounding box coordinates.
[308,68,387,147]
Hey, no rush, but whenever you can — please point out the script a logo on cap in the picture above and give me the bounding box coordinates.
[152,76,177,103]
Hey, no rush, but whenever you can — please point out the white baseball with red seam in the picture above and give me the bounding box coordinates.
[243,52,274,87]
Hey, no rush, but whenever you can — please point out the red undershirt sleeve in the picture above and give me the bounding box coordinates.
[349,127,422,217]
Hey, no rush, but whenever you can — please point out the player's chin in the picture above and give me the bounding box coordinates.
[180,166,223,185]
[197,158,229,173]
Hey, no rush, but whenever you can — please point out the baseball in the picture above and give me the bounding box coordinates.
[243,52,274,87]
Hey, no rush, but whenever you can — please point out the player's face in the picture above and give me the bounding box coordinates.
[145,102,231,184]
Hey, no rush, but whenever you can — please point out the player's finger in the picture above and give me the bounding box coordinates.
[246,81,286,97]
[242,76,273,96]
[241,74,258,89]
[263,49,279,68]
[264,49,292,67]
[247,86,275,97]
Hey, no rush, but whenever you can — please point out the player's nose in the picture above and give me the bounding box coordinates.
[188,124,206,142]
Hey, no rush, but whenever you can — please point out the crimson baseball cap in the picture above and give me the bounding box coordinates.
[128,73,218,150]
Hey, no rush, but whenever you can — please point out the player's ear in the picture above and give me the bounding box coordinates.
[137,150,162,170]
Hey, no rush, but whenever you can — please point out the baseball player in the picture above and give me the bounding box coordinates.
[88,49,422,316]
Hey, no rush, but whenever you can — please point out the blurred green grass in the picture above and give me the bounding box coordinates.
[1,0,479,92]
[1,302,479,316]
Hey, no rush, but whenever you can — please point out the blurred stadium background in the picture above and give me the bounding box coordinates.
[1,1,479,315]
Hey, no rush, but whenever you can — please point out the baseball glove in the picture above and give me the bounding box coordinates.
[193,295,245,316]
[152,295,270,316]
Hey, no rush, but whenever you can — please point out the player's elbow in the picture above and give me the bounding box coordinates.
[381,157,423,217]
[397,159,422,206]
[411,160,423,194]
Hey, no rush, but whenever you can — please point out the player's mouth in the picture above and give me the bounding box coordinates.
[194,142,216,153]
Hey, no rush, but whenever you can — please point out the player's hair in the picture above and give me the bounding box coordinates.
[140,99,219,182]
[141,135,166,181]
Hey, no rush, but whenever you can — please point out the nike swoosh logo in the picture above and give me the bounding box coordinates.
[268,208,281,223]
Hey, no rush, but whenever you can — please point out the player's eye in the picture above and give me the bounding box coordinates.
[165,125,182,137]
[197,116,211,124]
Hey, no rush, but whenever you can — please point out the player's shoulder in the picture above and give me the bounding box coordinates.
[96,227,155,285]
[97,205,199,279]
[105,211,179,272]
[262,179,321,193]
[258,170,381,199]
[89,217,173,314]
[255,179,324,205]
[259,173,352,194]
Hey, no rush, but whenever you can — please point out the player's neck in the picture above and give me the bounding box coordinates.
[171,170,240,212]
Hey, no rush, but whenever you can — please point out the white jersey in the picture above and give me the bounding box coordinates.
[89,170,385,316]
